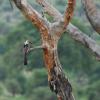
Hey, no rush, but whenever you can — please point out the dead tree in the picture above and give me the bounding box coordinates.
[81,0,100,33]
[13,0,75,100]
[35,0,100,60]
[11,0,100,100]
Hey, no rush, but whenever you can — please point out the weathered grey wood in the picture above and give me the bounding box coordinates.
[81,0,100,33]
[36,0,100,60]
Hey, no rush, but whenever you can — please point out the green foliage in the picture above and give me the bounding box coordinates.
[0,0,100,100]
[5,79,22,96]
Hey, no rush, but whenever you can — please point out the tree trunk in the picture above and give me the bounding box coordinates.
[11,0,100,99]
[13,0,75,99]
[42,34,74,100]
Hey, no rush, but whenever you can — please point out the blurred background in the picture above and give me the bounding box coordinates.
[0,0,100,100]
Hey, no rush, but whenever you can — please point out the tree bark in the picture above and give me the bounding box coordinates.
[12,0,100,99]
[36,0,100,61]
[81,0,100,33]
[13,0,75,100]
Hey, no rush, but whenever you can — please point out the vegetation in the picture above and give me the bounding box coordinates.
[0,0,100,100]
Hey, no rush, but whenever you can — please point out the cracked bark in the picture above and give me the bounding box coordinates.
[13,0,75,100]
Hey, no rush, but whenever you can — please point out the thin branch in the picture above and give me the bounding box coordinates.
[36,0,62,22]
[28,45,45,52]
[36,0,100,60]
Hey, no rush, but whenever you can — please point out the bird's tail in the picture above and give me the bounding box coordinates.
[24,52,27,65]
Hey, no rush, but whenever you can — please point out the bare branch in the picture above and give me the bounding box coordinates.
[36,0,62,21]
[63,0,75,29]
[13,0,50,31]
[36,0,75,37]
[28,45,45,52]
[67,23,100,60]
[55,0,76,37]
[81,0,100,33]
[36,0,100,60]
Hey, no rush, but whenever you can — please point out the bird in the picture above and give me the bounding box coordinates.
[23,40,30,65]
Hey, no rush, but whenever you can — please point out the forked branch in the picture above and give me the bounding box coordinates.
[36,0,62,22]
[36,0,75,38]
[13,0,76,100]
[36,0,100,60]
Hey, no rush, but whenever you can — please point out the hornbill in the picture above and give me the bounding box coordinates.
[23,40,31,65]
